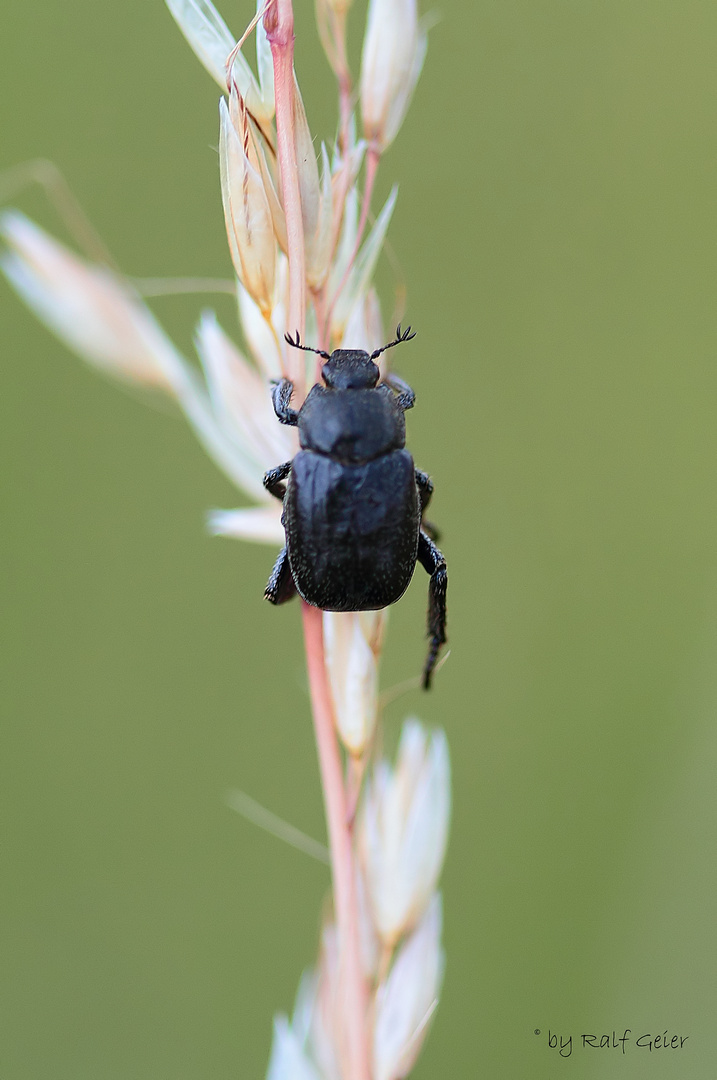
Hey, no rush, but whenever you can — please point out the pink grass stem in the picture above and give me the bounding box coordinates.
[266,2,371,1075]
[330,10,352,159]
[302,604,371,1080]
[324,146,379,342]
[265,0,306,387]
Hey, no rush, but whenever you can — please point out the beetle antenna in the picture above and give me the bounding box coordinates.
[284,330,331,360]
[369,323,417,360]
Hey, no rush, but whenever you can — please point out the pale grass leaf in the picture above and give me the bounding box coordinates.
[207,505,284,545]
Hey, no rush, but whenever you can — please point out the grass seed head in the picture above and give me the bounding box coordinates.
[359,720,451,944]
[359,0,428,153]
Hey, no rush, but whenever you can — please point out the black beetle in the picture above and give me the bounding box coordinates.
[263,325,447,689]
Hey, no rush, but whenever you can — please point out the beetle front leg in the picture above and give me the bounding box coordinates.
[415,468,441,542]
[264,546,297,605]
[417,530,447,690]
[271,378,299,426]
[384,372,415,411]
[263,460,292,501]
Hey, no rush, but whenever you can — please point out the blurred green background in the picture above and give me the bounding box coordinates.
[2,0,717,1077]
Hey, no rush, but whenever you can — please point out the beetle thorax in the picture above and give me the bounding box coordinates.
[298,385,406,464]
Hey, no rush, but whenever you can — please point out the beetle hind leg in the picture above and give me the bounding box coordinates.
[264,546,297,605]
[421,519,441,543]
[415,468,441,541]
[417,530,447,689]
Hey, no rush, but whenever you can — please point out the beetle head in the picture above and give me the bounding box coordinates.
[283,325,416,390]
[321,349,380,390]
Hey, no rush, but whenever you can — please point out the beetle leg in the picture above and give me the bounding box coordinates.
[417,531,447,690]
[421,519,441,542]
[383,372,415,411]
[264,546,297,605]
[271,378,299,426]
[415,469,441,542]
[263,460,292,502]
[415,468,433,514]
